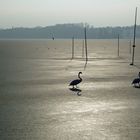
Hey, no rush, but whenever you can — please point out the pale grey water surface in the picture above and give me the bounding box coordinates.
[0,39,140,140]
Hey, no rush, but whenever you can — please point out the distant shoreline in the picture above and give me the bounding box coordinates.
[0,23,140,39]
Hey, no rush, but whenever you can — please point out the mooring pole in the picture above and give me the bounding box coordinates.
[72,36,74,59]
[84,26,88,62]
[129,40,131,54]
[82,40,84,58]
[118,34,120,57]
[130,7,137,65]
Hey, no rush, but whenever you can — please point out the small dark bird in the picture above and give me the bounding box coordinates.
[132,78,140,87]
[69,72,82,88]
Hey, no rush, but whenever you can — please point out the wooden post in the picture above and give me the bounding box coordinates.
[129,40,131,54]
[72,36,74,59]
[130,7,137,65]
[84,26,88,62]
[82,40,84,58]
[118,34,120,57]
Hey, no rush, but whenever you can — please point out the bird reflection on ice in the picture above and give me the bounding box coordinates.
[69,88,82,96]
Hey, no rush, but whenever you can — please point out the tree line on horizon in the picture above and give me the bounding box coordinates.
[0,23,140,39]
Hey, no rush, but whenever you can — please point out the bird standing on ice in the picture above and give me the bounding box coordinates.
[69,72,82,88]
[132,72,140,87]
[132,78,140,87]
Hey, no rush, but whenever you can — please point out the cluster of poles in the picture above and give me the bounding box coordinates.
[118,7,138,65]
[71,26,88,64]
[74,7,138,66]
[114,7,138,65]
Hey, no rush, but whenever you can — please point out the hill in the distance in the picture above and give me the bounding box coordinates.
[0,23,140,39]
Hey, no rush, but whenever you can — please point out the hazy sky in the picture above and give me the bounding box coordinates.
[0,0,139,28]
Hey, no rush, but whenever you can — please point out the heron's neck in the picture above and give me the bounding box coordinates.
[78,74,82,80]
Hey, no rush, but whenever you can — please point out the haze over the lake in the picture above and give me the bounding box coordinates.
[0,0,140,28]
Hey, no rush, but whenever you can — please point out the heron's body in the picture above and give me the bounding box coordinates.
[132,78,140,86]
[69,79,81,86]
[69,72,82,88]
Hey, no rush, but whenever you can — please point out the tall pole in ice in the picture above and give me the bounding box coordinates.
[118,34,120,57]
[84,26,88,62]
[129,40,131,54]
[130,7,137,65]
[82,40,84,58]
[72,36,74,59]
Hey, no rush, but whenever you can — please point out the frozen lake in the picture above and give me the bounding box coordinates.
[0,39,140,139]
